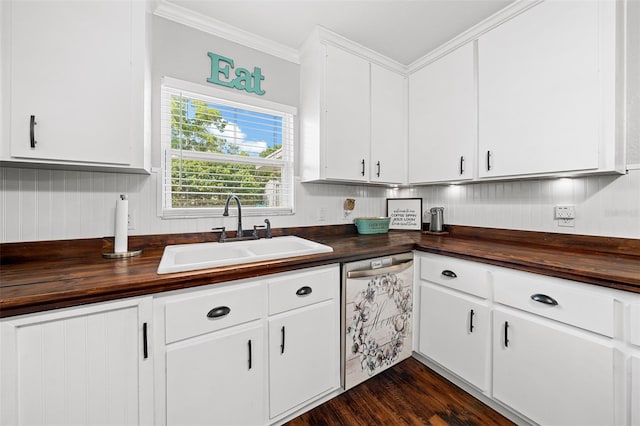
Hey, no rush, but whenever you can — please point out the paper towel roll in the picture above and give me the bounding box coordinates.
[114,194,128,253]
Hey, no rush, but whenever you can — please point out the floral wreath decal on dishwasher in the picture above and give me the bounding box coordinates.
[347,272,412,376]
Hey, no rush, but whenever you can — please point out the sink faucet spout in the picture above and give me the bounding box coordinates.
[223,194,243,238]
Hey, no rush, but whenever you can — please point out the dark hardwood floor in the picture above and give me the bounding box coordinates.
[286,358,515,426]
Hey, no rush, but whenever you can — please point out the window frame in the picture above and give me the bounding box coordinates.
[159,77,296,219]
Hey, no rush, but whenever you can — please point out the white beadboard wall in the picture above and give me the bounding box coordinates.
[405,169,640,239]
[0,168,394,243]
[1,167,638,243]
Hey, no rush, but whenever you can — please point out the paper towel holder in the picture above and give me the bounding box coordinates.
[102,194,143,258]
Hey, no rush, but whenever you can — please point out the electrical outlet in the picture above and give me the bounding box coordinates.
[554,205,575,219]
[558,218,575,227]
[317,207,327,223]
[555,205,575,227]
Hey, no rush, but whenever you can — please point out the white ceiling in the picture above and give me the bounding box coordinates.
[164,0,515,65]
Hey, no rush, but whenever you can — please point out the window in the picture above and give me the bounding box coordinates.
[160,78,295,217]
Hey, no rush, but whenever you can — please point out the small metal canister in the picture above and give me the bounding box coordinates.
[429,207,444,232]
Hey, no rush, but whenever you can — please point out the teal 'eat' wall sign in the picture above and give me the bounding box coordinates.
[207,52,265,95]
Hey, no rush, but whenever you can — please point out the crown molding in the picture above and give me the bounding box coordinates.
[310,26,407,75]
[153,0,301,64]
[406,0,543,73]
[153,0,543,75]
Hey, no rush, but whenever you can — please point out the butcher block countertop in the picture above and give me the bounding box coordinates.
[1,225,639,318]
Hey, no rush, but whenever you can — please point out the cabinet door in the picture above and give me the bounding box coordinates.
[630,303,640,348]
[7,0,136,165]
[418,283,489,391]
[269,299,339,418]
[324,44,370,181]
[0,298,152,426]
[478,0,614,178]
[166,322,265,426]
[370,64,406,184]
[409,43,476,183]
[493,309,617,426]
[632,355,640,426]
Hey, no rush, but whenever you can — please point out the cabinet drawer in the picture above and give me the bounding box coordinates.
[418,253,490,298]
[493,268,616,337]
[165,282,266,344]
[268,265,339,315]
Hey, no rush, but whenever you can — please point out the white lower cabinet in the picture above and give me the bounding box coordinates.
[154,264,340,426]
[0,297,153,426]
[630,305,640,426]
[493,308,618,426]
[154,280,267,426]
[415,252,638,426]
[166,322,265,426]
[630,303,640,347]
[269,300,338,418]
[416,253,491,391]
[267,265,340,419]
[632,355,640,426]
[419,283,490,391]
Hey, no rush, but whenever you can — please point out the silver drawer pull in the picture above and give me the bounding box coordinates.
[207,306,231,319]
[530,294,558,306]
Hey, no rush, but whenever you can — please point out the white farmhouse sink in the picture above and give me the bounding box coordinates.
[157,236,333,274]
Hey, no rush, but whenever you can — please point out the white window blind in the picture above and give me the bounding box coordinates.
[160,79,295,217]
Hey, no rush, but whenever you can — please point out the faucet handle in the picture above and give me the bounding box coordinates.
[252,224,265,238]
[212,227,227,241]
[264,219,272,238]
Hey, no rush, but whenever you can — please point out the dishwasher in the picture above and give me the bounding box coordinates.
[342,252,414,390]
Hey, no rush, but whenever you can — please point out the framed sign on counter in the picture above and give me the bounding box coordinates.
[386,198,422,230]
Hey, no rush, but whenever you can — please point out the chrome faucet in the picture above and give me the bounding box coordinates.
[223,194,243,238]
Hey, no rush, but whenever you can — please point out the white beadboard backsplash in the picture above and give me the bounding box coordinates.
[1,167,639,243]
[0,168,394,243]
[407,170,640,238]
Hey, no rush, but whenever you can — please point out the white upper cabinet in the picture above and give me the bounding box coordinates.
[409,43,476,184]
[477,0,621,178]
[370,64,407,184]
[323,44,371,182]
[1,0,150,173]
[299,28,407,184]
